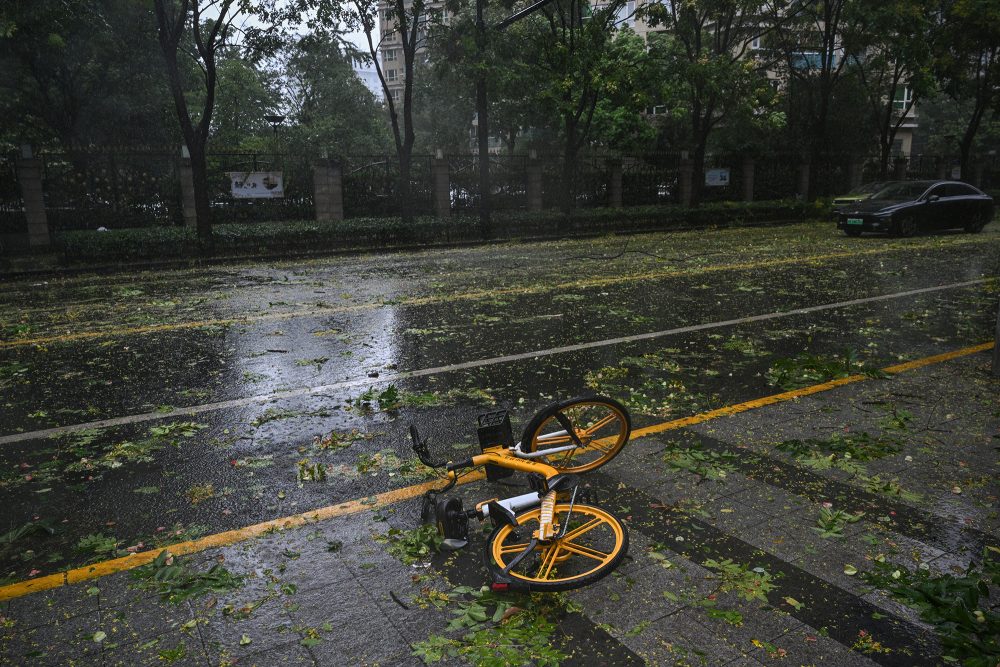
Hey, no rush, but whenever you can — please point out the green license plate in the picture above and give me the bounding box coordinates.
[846,218,863,225]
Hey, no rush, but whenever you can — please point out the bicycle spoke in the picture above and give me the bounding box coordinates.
[499,542,530,556]
[558,540,610,562]
[537,433,573,447]
[560,517,603,542]
[584,413,617,436]
[537,545,562,579]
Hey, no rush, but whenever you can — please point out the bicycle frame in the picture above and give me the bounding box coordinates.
[442,448,564,542]
[409,396,631,591]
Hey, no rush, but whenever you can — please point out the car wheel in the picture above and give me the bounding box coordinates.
[893,215,918,238]
[964,212,987,234]
[843,228,862,237]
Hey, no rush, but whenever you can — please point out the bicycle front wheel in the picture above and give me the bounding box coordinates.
[521,396,631,473]
[484,503,628,592]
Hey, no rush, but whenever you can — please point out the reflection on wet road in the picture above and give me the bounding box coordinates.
[1,222,998,584]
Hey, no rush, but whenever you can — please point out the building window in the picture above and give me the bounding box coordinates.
[391,89,401,102]
[387,68,397,81]
[385,48,398,61]
[892,86,913,111]
[615,0,636,26]
[750,36,761,50]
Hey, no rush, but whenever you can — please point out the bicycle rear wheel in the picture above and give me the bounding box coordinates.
[484,503,628,592]
[521,396,630,473]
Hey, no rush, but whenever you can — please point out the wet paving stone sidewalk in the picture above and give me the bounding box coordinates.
[2,349,997,666]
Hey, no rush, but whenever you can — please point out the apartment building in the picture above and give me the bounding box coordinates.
[376,1,450,105]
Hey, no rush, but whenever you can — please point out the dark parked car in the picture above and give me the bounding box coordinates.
[832,181,888,210]
[836,180,994,237]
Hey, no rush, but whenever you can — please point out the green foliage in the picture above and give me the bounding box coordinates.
[131,550,244,604]
[411,586,569,666]
[861,548,1000,665]
[863,475,922,503]
[776,431,902,461]
[812,506,865,539]
[703,558,777,603]
[766,349,886,391]
[53,200,822,264]
[76,533,123,561]
[662,446,738,481]
[376,525,443,565]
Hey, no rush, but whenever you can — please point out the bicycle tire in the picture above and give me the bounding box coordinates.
[520,396,631,473]
[483,503,628,592]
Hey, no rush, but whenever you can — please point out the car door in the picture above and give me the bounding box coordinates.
[938,184,970,229]
[922,184,949,228]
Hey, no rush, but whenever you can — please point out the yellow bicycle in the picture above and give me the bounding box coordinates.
[409,395,631,592]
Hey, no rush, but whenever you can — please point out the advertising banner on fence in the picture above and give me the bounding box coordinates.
[229,171,284,198]
[705,168,730,187]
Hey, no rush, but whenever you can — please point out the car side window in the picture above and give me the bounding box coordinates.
[926,185,948,199]
[945,184,976,196]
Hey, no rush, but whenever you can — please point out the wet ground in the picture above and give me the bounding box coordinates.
[1,221,999,665]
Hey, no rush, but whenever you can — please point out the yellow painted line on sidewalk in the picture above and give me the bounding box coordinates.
[629,341,996,439]
[4,239,995,350]
[0,340,992,602]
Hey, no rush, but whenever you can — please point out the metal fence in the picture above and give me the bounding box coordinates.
[0,155,26,235]
[343,155,434,218]
[5,149,995,233]
[40,151,182,230]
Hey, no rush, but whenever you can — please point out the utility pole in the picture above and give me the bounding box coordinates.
[476,0,491,239]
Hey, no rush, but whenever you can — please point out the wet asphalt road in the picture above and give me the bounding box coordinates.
[0,222,998,584]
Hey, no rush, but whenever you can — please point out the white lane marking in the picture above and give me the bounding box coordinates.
[0,278,989,445]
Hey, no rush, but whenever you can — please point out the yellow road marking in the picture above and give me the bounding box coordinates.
[0,340,993,602]
[3,238,995,349]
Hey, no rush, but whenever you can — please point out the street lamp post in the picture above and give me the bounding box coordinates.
[264,114,285,138]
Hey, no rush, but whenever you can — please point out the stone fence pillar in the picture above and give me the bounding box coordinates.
[313,158,344,223]
[679,155,694,207]
[608,158,623,208]
[16,152,49,248]
[848,159,863,190]
[526,152,543,212]
[893,156,907,180]
[432,152,449,218]
[178,157,198,228]
[797,161,810,200]
[742,157,755,202]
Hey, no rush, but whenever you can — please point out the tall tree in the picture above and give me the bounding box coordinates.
[845,0,935,178]
[152,0,279,249]
[508,0,635,212]
[0,0,176,149]
[307,0,428,223]
[643,0,775,205]
[280,30,392,156]
[769,0,863,198]
[933,0,1000,180]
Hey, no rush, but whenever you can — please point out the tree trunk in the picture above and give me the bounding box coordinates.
[560,118,577,217]
[188,142,214,252]
[691,145,707,208]
[398,151,413,225]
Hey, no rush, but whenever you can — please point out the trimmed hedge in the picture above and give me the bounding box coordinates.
[53,200,829,264]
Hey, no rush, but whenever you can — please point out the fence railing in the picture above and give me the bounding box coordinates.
[3,150,997,235]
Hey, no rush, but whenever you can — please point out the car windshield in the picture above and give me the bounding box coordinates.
[870,182,930,200]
